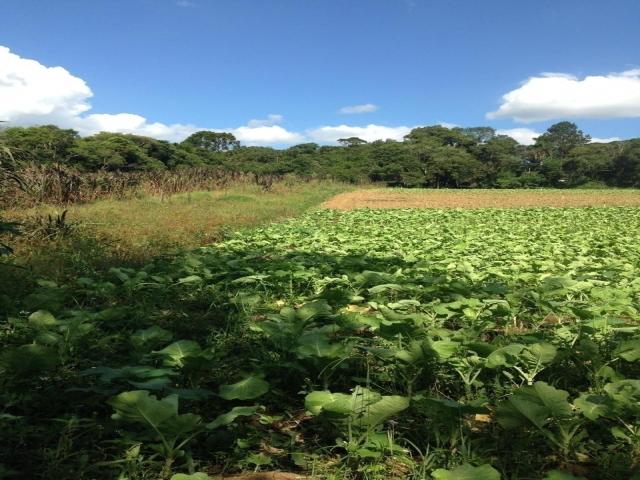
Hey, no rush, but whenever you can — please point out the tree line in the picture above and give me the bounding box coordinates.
[1,121,640,188]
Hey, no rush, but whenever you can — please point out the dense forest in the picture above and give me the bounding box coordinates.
[2,121,640,188]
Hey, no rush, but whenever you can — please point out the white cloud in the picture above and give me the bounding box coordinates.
[307,124,412,143]
[496,128,541,146]
[0,46,305,145]
[0,46,92,122]
[77,113,199,142]
[438,122,458,129]
[488,69,640,122]
[230,114,304,145]
[231,125,304,145]
[338,103,379,114]
[246,114,284,128]
[590,137,621,143]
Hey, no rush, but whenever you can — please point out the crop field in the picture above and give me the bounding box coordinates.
[2,206,640,479]
[324,188,640,210]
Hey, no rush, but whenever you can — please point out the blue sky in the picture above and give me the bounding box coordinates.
[1,0,639,145]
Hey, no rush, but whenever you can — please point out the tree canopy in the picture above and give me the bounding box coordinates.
[1,122,638,188]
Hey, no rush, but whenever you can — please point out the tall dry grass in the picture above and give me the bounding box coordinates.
[0,163,284,207]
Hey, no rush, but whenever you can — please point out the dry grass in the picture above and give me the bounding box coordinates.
[323,188,640,210]
[2,181,349,280]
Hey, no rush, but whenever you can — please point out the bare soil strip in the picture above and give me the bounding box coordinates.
[323,189,640,210]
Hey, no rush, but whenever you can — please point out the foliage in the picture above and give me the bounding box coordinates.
[2,122,640,189]
[1,207,640,478]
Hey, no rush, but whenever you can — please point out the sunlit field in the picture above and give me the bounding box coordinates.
[324,188,640,210]
[3,201,639,479]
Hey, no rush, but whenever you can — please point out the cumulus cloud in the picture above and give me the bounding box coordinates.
[307,124,412,143]
[338,103,379,114]
[230,114,304,145]
[488,69,640,122]
[590,137,621,143]
[0,46,306,145]
[0,46,92,122]
[77,113,199,141]
[232,125,304,145]
[496,128,541,146]
[0,46,200,142]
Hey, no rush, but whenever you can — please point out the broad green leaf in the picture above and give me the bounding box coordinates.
[108,390,201,440]
[423,338,460,361]
[163,412,202,437]
[153,340,201,367]
[177,275,203,284]
[603,380,640,409]
[28,310,58,327]
[432,463,501,480]
[295,332,345,358]
[614,339,640,362]
[368,283,404,294]
[296,300,332,321]
[305,391,338,415]
[496,382,573,429]
[131,326,173,350]
[219,375,269,400]
[207,405,259,429]
[359,394,410,428]
[305,387,409,429]
[171,473,211,480]
[574,393,610,420]
[486,344,525,368]
[522,343,558,365]
[109,390,178,427]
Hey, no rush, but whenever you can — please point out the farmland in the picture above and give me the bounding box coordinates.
[2,198,639,479]
[324,188,640,210]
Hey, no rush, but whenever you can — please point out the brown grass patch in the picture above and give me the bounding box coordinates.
[323,188,640,210]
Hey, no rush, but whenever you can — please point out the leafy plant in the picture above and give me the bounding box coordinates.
[108,390,202,476]
[496,382,585,459]
[431,463,501,480]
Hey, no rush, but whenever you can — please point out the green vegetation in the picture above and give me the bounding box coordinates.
[2,121,640,189]
[2,207,639,478]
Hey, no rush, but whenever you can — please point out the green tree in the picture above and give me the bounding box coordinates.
[613,140,640,187]
[337,137,367,147]
[369,140,424,186]
[72,133,168,170]
[477,135,523,186]
[534,122,591,158]
[181,131,240,152]
[404,125,475,149]
[0,125,79,164]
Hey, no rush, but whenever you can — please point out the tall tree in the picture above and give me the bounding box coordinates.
[534,122,591,158]
[181,131,240,152]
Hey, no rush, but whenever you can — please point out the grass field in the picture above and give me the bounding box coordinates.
[2,187,640,479]
[2,181,349,279]
[324,188,640,209]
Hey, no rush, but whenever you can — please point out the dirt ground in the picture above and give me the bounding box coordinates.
[323,188,640,210]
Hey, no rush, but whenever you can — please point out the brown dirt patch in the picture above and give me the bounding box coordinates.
[323,189,640,210]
